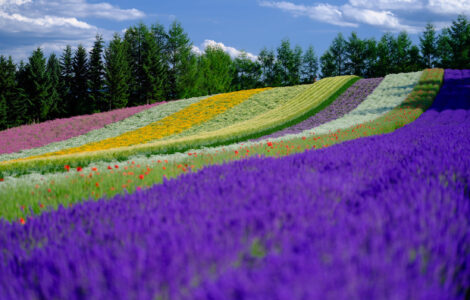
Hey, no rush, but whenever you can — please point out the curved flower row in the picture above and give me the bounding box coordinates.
[161,84,311,141]
[253,77,383,141]
[0,96,208,162]
[0,103,162,156]
[12,88,271,161]
[0,69,467,299]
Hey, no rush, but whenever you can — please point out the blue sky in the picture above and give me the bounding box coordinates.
[0,0,468,62]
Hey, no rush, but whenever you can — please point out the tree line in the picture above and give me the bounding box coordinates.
[0,15,469,130]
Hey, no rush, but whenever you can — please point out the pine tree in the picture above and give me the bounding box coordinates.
[329,33,347,75]
[346,32,366,76]
[46,53,63,119]
[72,45,89,115]
[141,23,168,104]
[13,61,28,126]
[167,20,195,99]
[24,48,51,123]
[376,33,396,76]
[301,45,318,83]
[276,39,294,85]
[363,38,378,78]
[420,23,438,68]
[395,31,414,72]
[258,48,277,87]
[0,56,17,129]
[60,45,74,117]
[320,50,336,78]
[437,29,453,68]
[447,15,470,68]
[124,23,147,105]
[105,33,130,109]
[89,34,105,112]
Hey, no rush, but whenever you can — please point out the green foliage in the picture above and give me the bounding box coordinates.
[232,52,262,90]
[142,23,167,104]
[105,33,130,109]
[88,34,105,112]
[23,48,51,123]
[72,45,89,115]
[60,45,74,117]
[0,56,16,129]
[345,32,367,76]
[276,39,302,86]
[302,45,318,83]
[420,23,438,68]
[320,50,336,78]
[258,48,277,87]
[196,45,234,95]
[46,53,63,119]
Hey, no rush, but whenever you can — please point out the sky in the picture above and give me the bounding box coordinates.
[0,0,468,62]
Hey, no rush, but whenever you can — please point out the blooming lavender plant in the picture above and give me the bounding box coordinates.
[253,78,383,141]
[0,70,468,299]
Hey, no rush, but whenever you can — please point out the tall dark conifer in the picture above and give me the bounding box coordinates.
[420,23,438,68]
[105,33,130,109]
[447,15,470,68]
[196,45,233,95]
[124,23,147,105]
[60,45,74,116]
[346,32,366,76]
[46,53,62,119]
[24,48,51,123]
[89,34,105,112]
[329,33,347,75]
[302,45,318,83]
[233,52,261,90]
[167,20,196,99]
[320,50,336,78]
[0,56,17,129]
[72,45,89,115]
[258,48,277,87]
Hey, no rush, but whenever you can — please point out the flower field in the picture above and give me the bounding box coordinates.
[1,69,469,299]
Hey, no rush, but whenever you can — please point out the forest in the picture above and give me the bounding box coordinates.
[0,15,469,130]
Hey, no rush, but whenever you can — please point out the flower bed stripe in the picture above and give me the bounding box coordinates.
[252,77,383,141]
[0,96,208,162]
[11,88,270,161]
[0,103,162,156]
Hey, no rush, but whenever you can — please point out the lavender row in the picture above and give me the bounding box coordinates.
[252,77,383,141]
[0,70,469,299]
[0,103,161,155]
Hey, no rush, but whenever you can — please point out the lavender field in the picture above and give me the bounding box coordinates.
[0,69,468,299]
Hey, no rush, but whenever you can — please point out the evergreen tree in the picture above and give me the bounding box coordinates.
[436,29,453,68]
[141,23,168,104]
[124,23,147,105]
[0,56,16,129]
[23,48,51,123]
[196,45,233,95]
[345,32,367,76]
[329,33,347,75]
[46,53,63,119]
[363,38,378,77]
[166,20,195,99]
[105,33,130,109]
[13,61,28,126]
[407,45,422,72]
[258,48,277,87]
[60,45,74,117]
[232,52,262,90]
[320,50,336,78]
[420,23,438,68]
[89,34,105,112]
[395,31,414,72]
[275,39,302,86]
[72,45,89,115]
[301,45,318,83]
[376,33,396,76]
[447,15,470,68]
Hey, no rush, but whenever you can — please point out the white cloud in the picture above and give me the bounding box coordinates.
[348,0,424,10]
[342,5,421,33]
[192,40,258,61]
[260,1,425,32]
[260,1,358,27]
[427,0,470,15]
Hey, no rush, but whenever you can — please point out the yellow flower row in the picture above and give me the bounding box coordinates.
[24,88,271,160]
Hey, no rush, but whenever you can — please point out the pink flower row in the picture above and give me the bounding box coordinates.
[0,103,163,155]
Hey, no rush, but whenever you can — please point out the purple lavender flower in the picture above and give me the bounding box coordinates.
[0,70,468,299]
[253,77,383,141]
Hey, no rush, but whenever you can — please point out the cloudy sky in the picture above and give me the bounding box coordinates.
[0,0,468,62]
